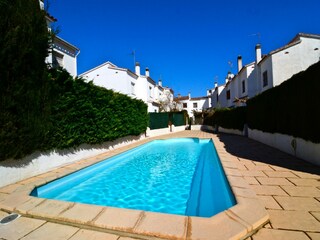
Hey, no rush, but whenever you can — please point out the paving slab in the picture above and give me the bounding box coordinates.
[274,196,320,211]
[268,210,320,231]
[252,228,310,240]
[263,171,297,178]
[251,185,289,196]
[92,207,142,232]
[68,229,119,240]
[256,195,282,210]
[134,211,187,239]
[292,171,320,179]
[256,177,294,186]
[58,203,104,224]
[310,211,320,221]
[0,215,45,240]
[281,185,320,197]
[243,176,260,185]
[188,212,248,240]
[307,232,320,240]
[20,222,79,240]
[27,199,74,218]
[240,170,267,177]
[288,178,320,187]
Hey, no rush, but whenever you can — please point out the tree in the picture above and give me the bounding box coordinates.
[0,0,51,160]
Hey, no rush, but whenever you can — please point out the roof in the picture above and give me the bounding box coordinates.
[258,32,320,65]
[79,61,138,78]
[54,36,79,52]
[174,96,189,101]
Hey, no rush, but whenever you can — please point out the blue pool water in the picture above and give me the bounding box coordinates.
[31,138,236,217]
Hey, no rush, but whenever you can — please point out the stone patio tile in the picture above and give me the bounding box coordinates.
[134,211,187,239]
[20,222,79,240]
[18,177,42,186]
[0,192,8,203]
[256,177,294,186]
[251,185,289,196]
[256,195,282,209]
[0,193,31,212]
[268,210,320,231]
[243,176,260,185]
[224,168,243,177]
[310,211,320,221]
[118,237,139,240]
[58,203,104,224]
[252,228,310,240]
[292,171,320,179]
[232,187,257,199]
[274,196,320,211]
[0,215,45,240]
[246,165,275,171]
[263,171,297,178]
[221,161,239,169]
[281,185,320,197]
[15,197,46,214]
[288,178,320,187]
[240,170,267,177]
[269,165,295,172]
[188,212,248,240]
[92,207,142,232]
[307,232,320,240]
[68,229,119,240]
[228,197,269,230]
[0,183,23,194]
[28,199,74,218]
[227,176,250,188]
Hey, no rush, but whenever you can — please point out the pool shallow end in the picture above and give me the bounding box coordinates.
[0,133,269,240]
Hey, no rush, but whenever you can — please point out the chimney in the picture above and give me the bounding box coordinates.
[237,55,243,72]
[178,93,181,98]
[158,79,162,87]
[226,71,231,83]
[255,44,262,63]
[214,82,218,88]
[135,62,140,76]
[145,67,150,77]
[188,92,191,100]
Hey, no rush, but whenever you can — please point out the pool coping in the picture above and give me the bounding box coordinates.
[0,132,269,240]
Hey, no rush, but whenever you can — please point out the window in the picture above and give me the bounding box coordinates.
[193,103,198,108]
[52,51,64,68]
[183,103,187,108]
[226,90,231,100]
[148,86,152,98]
[131,82,135,95]
[242,80,245,93]
[263,71,268,87]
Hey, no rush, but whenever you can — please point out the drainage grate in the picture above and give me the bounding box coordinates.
[0,213,21,225]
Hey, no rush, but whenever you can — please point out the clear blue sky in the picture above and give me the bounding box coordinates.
[49,0,320,97]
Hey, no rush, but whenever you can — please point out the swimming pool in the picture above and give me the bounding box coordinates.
[31,138,236,217]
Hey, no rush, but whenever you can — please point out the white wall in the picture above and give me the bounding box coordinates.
[81,63,137,97]
[248,128,320,166]
[0,134,146,188]
[272,37,320,87]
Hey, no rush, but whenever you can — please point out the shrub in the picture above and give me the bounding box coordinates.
[203,107,247,131]
[46,69,148,149]
[247,61,320,143]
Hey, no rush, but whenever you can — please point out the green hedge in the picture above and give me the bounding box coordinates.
[149,111,187,130]
[206,107,247,131]
[247,61,320,143]
[46,69,148,149]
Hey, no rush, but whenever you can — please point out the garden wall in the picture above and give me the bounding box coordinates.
[0,134,145,188]
[248,129,320,166]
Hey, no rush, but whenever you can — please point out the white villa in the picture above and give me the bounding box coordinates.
[40,0,80,77]
[174,93,210,118]
[80,61,174,113]
[209,33,320,108]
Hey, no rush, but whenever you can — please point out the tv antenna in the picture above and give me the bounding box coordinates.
[249,32,261,44]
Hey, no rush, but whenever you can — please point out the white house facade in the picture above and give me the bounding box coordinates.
[80,61,174,113]
[209,33,320,108]
[175,93,210,118]
[40,0,80,77]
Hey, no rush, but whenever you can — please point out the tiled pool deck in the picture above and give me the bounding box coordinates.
[1,130,320,240]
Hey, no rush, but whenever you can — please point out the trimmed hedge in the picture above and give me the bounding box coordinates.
[46,69,148,149]
[247,61,320,143]
[204,107,246,131]
[149,111,187,130]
